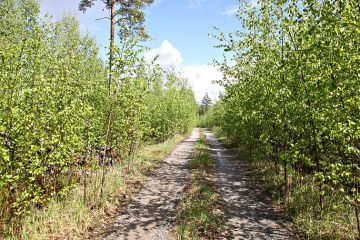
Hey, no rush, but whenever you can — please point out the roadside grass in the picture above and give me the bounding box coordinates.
[5,133,190,240]
[213,130,357,240]
[174,130,224,240]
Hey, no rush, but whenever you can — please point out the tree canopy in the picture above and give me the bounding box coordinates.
[79,0,154,38]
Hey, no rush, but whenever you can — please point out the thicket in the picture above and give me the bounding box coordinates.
[0,0,196,233]
[210,0,360,238]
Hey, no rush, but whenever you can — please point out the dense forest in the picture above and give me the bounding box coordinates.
[0,0,197,235]
[202,0,360,238]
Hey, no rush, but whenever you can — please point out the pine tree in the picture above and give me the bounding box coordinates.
[78,0,154,93]
[200,93,212,114]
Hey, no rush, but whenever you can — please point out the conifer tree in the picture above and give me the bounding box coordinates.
[201,92,212,113]
[79,0,154,92]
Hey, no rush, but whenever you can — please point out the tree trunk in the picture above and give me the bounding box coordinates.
[100,0,116,199]
[109,0,115,95]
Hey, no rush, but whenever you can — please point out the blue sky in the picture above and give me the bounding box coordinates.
[144,0,239,65]
[40,0,240,102]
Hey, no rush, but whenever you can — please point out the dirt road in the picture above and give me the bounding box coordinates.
[101,128,292,239]
[101,129,199,240]
[205,130,292,239]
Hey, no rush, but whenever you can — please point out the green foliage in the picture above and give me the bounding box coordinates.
[0,0,197,235]
[79,0,154,38]
[210,0,360,238]
[18,133,188,240]
[144,68,197,142]
[0,0,106,226]
[196,104,220,129]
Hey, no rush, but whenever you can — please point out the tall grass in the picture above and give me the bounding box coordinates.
[5,133,189,240]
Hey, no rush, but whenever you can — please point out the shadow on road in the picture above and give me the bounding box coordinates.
[100,129,200,240]
[205,130,293,240]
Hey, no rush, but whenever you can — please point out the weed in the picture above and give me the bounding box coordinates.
[174,129,224,240]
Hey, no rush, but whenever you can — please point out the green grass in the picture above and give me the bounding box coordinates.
[174,130,224,240]
[5,133,190,240]
[188,151,213,170]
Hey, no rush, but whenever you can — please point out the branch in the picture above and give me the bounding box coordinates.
[95,17,110,21]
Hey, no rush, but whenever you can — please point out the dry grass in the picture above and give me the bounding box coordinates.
[4,133,189,240]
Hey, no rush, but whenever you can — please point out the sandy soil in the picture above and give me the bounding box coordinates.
[101,128,199,240]
[205,130,293,240]
[100,128,292,240]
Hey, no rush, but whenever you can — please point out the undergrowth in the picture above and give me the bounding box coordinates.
[4,133,189,240]
[214,130,357,240]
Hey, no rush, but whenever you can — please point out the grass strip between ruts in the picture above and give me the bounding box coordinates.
[174,129,224,240]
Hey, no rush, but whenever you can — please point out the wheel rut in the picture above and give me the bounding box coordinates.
[101,128,292,240]
[101,128,199,240]
[205,130,293,239]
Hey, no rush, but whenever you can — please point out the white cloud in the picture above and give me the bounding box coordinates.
[145,40,223,103]
[183,65,223,103]
[144,39,183,70]
[219,5,239,16]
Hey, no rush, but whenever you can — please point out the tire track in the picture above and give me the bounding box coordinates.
[101,128,199,240]
[205,130,293,240]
